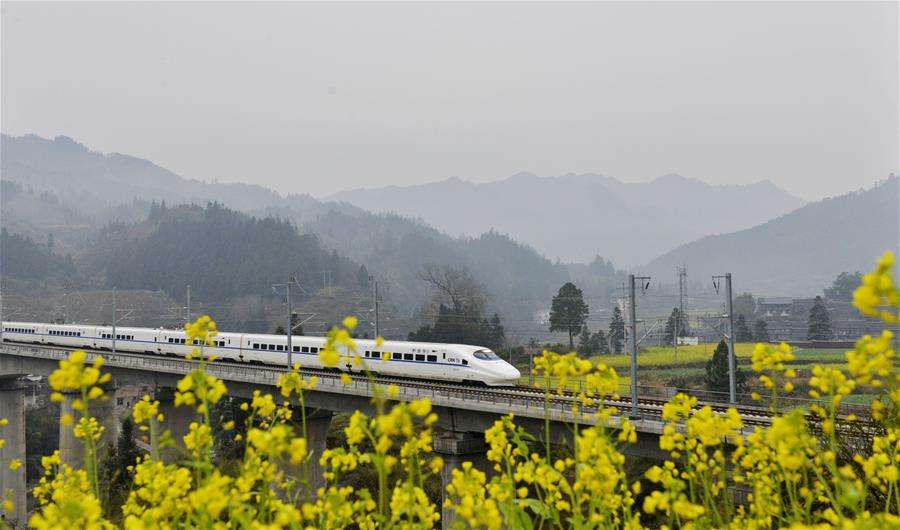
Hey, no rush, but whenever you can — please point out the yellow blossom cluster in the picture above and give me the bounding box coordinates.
[853,251,899,324]
[19,247,900,530]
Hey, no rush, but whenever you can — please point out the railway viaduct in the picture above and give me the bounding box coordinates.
[0,342,766,528]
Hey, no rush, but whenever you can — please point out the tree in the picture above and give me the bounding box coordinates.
[732,293,756,321]
[704,339,747,397]
[824,271,862,301]
[356,264,371,290]
[753,319,769,342]
[592,329,610,355]
[486,313,506,350]
[100,418,142,516]
[734,313,752,342]
[577,326,593,356]
[663,308,688,344]
[807,296,833,340]
[608,306,625,354]
[549,282,589,348]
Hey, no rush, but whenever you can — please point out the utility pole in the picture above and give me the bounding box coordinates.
[274,276,302,368]
[186,285,191,325]
[112,287,117,354]
[713,273,737,404]
[628,274,651,419]
[371,276,380,337]
[675,266,687,362]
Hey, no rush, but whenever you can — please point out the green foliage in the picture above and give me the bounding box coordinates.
[753,318,770,342]
[408,306,506,349]
[101,203,361,307]
[704,339,748,396]
[825,271,863,300]
[577,326,610,356]
[608,306,626,354]
[734,313,752,342]
[663,307,689,344]
[807,295,833,340]
[549,282,589,348]
[25,399,60,484]
[732,292,756,320]
[99,418,142,517]
[0,227,76,280]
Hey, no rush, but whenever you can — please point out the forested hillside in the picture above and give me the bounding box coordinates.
[98,203,360,305]
[642,177,900,295]
[303,210,572,338]
[0,228,76,281]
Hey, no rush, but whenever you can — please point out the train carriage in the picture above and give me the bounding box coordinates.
[1,321,520,386]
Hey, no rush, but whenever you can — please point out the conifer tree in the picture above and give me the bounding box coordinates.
[608,306,626,354]
[704,339,747,397]
[807,296,833,340]
[753,319,770,342]
[549,282,589,349]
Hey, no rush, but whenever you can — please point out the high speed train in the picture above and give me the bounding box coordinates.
[0,321,521,386]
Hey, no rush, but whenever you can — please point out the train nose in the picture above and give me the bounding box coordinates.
[500,363,521,384]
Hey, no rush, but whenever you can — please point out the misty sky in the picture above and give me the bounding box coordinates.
[2,2,897,200]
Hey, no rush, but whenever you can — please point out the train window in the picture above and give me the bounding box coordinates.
[268,344,275,351]
[427,355,437,362]
[276,345,284,351]
[293,346,300,352]
[310,347,318,353]
[404,353,413,361]
[253,343,259,349]
[473,350,500,360]
[415,354,425,362]
[169,338,174,343]
[442,353,446,359]
[301,346,309,353]
[392,352,401,360]
[180,339,187,344]
[462,360,468,366]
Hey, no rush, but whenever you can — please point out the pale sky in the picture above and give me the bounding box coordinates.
[2,2,897,200]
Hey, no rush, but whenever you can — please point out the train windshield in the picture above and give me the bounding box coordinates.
[473,349,500,360]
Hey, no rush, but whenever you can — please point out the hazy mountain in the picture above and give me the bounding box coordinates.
[0,133,331,216]
[0,134,578,338]
[641,177,899,296]
[329,172,805,265]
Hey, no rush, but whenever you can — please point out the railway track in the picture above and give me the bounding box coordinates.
[5,340,872,430]
[3,339,783,426]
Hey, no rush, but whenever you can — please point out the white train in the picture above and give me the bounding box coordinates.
[0,321,521,386]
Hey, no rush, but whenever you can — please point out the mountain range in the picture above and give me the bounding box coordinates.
[329,171,806,264]
[641,177,899,296]
[2,132,896,309]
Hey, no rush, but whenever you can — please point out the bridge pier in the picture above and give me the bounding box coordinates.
[59,386,119,469]
[278,409,332,500]
[156,389,197,463]
[0,376,26,528]
[433,431,491,529]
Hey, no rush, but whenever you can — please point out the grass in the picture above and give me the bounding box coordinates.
[593,343,758,370]
[517,344,865,394]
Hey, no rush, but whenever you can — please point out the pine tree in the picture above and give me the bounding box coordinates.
[549,282,589,349]
[807,296,833,340]
[704,339,747,397]
[357,264,371,290]
[608,306,626,354]
[734,314,752,342]
[753,319,769,342]
[592,329,610,355]
[577,326,593,355]
[663,308,687,344]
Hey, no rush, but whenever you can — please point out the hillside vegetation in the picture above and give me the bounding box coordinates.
[643,177,899,295]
